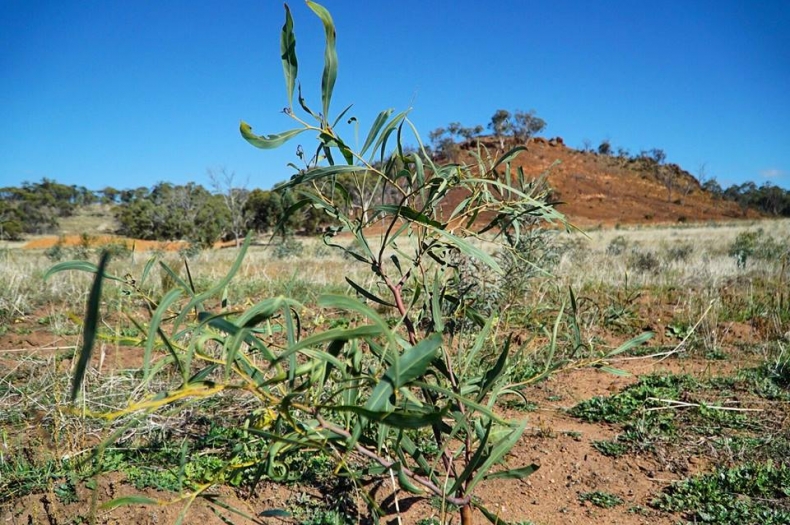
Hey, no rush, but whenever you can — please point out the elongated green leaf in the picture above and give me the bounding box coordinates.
[483,464,539,481]
[413,381,507,424]
[187,364,218,384]
[240,122,306,149]
[306,1,337,120]
[70,252,110,402]
[100,495,158,510]
[330,404,448,430]
[478,336,510,402]
[449,420,493,495]
[198,310,277,359]
[433,227,502,274]
[374,204,444,229]
[466,420,527,495]
[44,259,124,282]
[605,331,653,357]
[280,4,297,109]
[158,261,191,294]
[492,146,527,171]
[366,334,443,412]
[360,109,393,156]
[259,509,291,518]
[598,365,631,377]
[370,109,410,163]
[273,324,383,366]
[393,333,442,388]
[175,233,252,329]
[345,277,395,307]
[143,288,182,380]
[476,502,515,525]
[318,294,396,348]
[331,103,354,129]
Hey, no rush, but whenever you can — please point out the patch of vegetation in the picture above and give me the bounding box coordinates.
[591,438,629,458]
[578,491,624,508]
[569,374,697,424]
[652,461,790,524]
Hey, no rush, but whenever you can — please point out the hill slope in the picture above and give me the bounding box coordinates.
[459,137,756,227]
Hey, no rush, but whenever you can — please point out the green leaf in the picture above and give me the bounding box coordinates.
[259,509,291,518]
[366,334,442,413]
[492,145,527,171]
[100,495,158,510]
[272,324,383,366]
[44,259,124,282]
[605,332,653,357]
[240,122,306,149]
[448,420,493,494]
[465,420,527,495]
[345,277,395,308]
[373,204,444,229]
[478,336,510,402]
[306,1,337,120]
[280,4,297,109]
[391,333,442,389]
[330,404,449,430]
[175,233,252,329]
[280,164,367,190]
[476,502,515,525]
[143,288,183,380]
[433,227,502,274]
[483,464,539,481]
[70,252,110,402]
[360,109,394,157]
[598,365,631,377]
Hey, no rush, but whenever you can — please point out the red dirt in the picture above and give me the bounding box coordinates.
[448,136,758,228]
[22,235,238,252]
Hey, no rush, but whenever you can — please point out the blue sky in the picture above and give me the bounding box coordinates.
[1,1,788,192]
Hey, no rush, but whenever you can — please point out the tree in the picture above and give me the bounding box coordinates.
[512,109,546,141]
[209,167,251,247]
[648,148,674,202]
[245,189,283,232]
[428,127,461,162]
[597,139,612,156]
[115,182,230,246]
[489,109,512,148]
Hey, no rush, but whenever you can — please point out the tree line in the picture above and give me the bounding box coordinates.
[3,142,789,242]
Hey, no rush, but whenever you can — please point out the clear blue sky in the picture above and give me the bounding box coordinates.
[2,1,788,192]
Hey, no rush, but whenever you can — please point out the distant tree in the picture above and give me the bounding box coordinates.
[581,139,592,152]
[209,167,251,247]
[115,182,230,246]
[489,109,512,148]
[99,186,120,204]
[428,127,461,162]
[245,189,283,232]
[0,178,83,237]
[701,178,723,198]
[597,139,612,156]
[648,148,675,202]
[512,109,546,142]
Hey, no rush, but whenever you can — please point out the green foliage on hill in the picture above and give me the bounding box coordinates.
[0,179,96,240]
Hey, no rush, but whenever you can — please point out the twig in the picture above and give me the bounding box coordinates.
[0,345,78,353]
[645,397,763,412]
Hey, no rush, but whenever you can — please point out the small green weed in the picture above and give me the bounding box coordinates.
[578,491,623,508]
[652,461,790,524]
[591,439,629,458]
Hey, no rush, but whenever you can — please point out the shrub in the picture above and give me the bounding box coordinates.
[628,247,661,274]
[607,235,629,256]
[48,4,648,524]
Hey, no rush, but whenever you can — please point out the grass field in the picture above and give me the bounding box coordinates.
[1,218,789,524]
